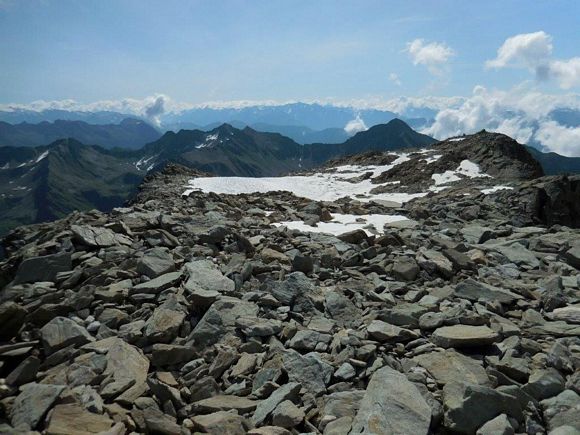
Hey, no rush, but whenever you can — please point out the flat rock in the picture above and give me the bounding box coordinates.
[253,382,301,426]
[14,252,72,284]
[137,247,175,278]
[443,382,523,434]
[192,411,250,435]
[413,350,491,386]
[46,403,114,435]
[40,316,94,354]
[431,325,499,348]
[11,383,65,430]
[367,320,419,342]
[130,271,182,295]
[350,365,431,435]
[194,395,259,413]
[455,279,520,304]
[183,259,235,294]
[282,350,333,396]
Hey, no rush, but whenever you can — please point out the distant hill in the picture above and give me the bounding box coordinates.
[0,118,161,149]
[526,146,580,175]
[141,118,436,176]
[0,109,135,124]
[0,139,145,235]
[162,102,398,131]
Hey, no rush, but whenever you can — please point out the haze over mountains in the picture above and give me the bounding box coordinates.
[0,118,161,149]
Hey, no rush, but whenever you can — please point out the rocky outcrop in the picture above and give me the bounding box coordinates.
[0,158,579,435]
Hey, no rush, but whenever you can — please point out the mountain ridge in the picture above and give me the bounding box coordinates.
[0,118,161,149]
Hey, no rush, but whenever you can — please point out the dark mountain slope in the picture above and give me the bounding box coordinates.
[526,146,580,175]
[0,139,145,235]
[140,119,436,176]
[0,118,161,149]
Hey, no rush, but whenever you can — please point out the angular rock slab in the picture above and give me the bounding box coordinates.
[99,337,149,403]
[413,350,491,386]
[40,316,94,354]
[190,296,258,348]
[253,382,301,426]
[350,365,431,435]
[11,383,65,430]
[443,382,523,434]
[431,325,499,348]
[46,404,114,435]
[184,259,235,294]
[14,252,72,284]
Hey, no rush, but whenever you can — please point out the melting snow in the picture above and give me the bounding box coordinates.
[423,155,442,164]
[184,152,426,204]
[35,151,49,163]
[481,186,513,194]
[0,163,8,170]
[449,137,465,142]
[196,133,219,149]
[432,160,491,186]
[274,213,408,236]
[135,155,156,171]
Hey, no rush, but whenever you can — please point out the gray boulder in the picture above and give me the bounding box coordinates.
[10,383,64,430]
[14,252,72,284]
[350,365,431,435]
[137,247,175,278]
[40,316,94,354]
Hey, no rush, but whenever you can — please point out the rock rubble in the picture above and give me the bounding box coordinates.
[0,161,579,434]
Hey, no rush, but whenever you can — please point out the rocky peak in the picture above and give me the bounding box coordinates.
[435,130,544,179]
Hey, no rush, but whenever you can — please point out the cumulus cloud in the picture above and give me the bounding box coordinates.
[535,121,580,156]
[143,95,167,126]
[422,85,580,156]
[344,115,368,135]
[486,31,580,89]
[406,39,455,75]
[389,73,402,86]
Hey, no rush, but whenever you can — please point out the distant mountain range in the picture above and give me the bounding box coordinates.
[1,118,579,237]
[526,146,580,175]
[0,118,161,149]
[0,119,433,234]
[0,109,134,125]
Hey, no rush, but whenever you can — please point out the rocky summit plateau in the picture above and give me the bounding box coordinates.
[0,131,579,435]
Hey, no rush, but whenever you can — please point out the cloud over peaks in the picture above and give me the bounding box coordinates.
[344,115,368,135]
[406,39,455,75]
[486,31,580,89]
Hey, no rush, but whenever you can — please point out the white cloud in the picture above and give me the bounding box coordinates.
[422,84,580,156]
[144,95,166,126]
[486,31,552,72]
[486,31,580,89]
[535,120,580,156]
[549,58,580,89]
[389,73,402,86]
[344,115,368,135]
[405,39,455,75]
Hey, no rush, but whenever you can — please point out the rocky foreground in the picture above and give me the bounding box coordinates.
[0,146,579,434]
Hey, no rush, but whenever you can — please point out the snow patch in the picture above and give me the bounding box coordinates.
[432,160,491,185]
[196,133,219,149]
[274,213,408,236]
[184,152,426,204]
[448,137,465,142]
[34,151,49,163]
[135,155,157,171]
[481,186,514,194]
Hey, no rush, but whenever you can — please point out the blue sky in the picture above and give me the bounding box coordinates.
[1,0,579,104]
